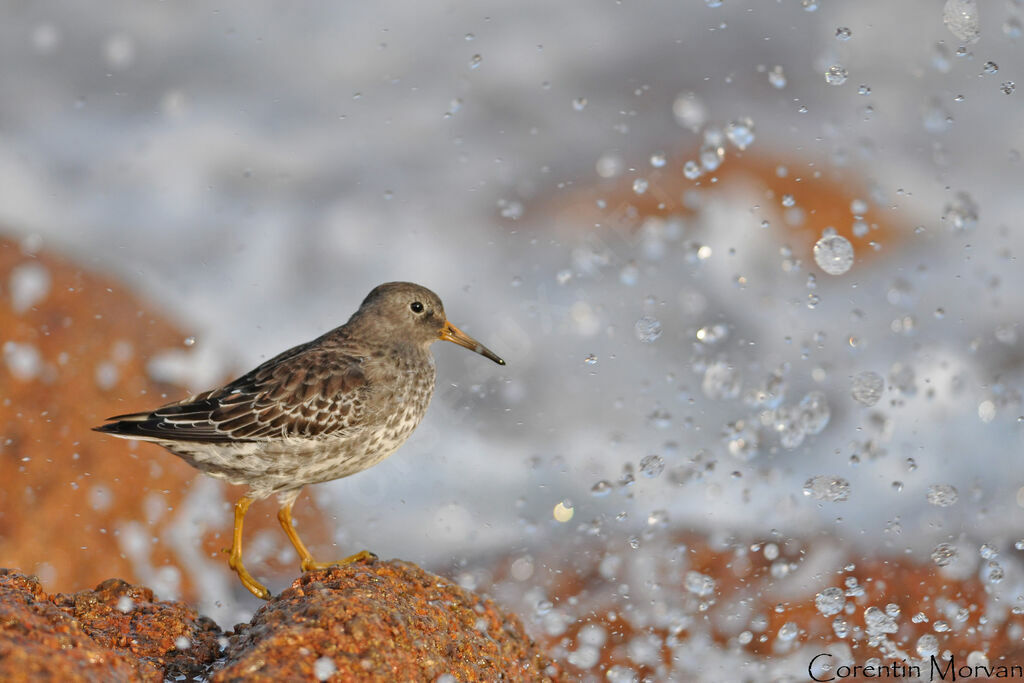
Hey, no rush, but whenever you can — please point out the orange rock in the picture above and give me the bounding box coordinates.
[215,558,563,682]
[0,561,560,682]
[551,151,898,263]
[0,568,220,681]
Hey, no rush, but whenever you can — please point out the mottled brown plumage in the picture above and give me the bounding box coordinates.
[94,282,504,599]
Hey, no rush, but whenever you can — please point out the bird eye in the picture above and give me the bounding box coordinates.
[410,301,424,314]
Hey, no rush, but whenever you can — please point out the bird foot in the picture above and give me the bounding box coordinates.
[228,554,272,600]
[300,550,377,572]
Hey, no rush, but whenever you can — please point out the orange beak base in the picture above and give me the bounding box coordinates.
[439,321,506,365]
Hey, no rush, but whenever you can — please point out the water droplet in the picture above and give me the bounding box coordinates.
[777,622,799,642]
[851,371,884,406]
[864,606,899,636]
[672,91,706,130]
[942,191,979,231]
[927,484,959,507]
[696,323,727,344]
[1001,81,1016,95]
[968,651,990,669]
[702,361,741,400]
[469,54,482,69]
[699,144,725,171]
[683,160,703,180]
[639,454,665,478]
[982,60,999,75]
[312,656,337,681]
[705,0,723,6]
[931,542,958,567]
[725,118,755,150]
[835,27,852,41]
[583,354,597,366]
[183,336,196,347]
[572,97,588,111]
[803,475,850,502]
[647,509,668,527]
[4,341,41,381]
[825,65,848,86]
[815,587,846,616]
[634,316,662,343]
[801,0,819,11]
[595,153,624,178]
[798,391,831,435]
[773,406,805,449]
[813,234,855,275]
[684,570,716,596]
[943,0,981,44]
[649,151,667,168]
[858,84,872,96]
[723,420,760,460]
[9,262,51,313]
[591,480,612,496]
[917,634,939,658]
[768,66,786,89]
[632,178,649,195]
[986,561,1005,584]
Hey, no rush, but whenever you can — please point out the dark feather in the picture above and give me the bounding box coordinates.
[94,338,369,443]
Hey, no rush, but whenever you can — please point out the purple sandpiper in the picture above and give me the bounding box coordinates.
[94,282,504,599]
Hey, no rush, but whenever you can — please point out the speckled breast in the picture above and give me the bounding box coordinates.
[296,347,438,486]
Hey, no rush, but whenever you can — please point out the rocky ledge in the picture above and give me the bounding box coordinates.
[0,559,562,682]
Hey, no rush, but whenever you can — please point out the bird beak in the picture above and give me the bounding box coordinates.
[439,321,506,365]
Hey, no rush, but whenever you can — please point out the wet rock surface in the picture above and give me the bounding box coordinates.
[50,577,223,680]
[215,557,561,682]
[0,568,220,682]
[0,560,562,682]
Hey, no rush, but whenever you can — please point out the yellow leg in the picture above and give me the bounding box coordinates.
[277,495,376,572]
[228,496,271,600]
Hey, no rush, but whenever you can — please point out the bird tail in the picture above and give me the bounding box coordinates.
[92,411,161,440]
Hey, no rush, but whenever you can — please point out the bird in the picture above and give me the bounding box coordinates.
[94,282,505,599]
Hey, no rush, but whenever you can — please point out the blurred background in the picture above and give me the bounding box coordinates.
[2,0,1023,678]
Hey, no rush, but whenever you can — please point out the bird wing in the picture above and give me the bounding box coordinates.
[97,343,369,442]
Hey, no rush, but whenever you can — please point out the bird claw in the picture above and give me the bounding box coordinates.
[229,554,272,600]
[300,550,377,572]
